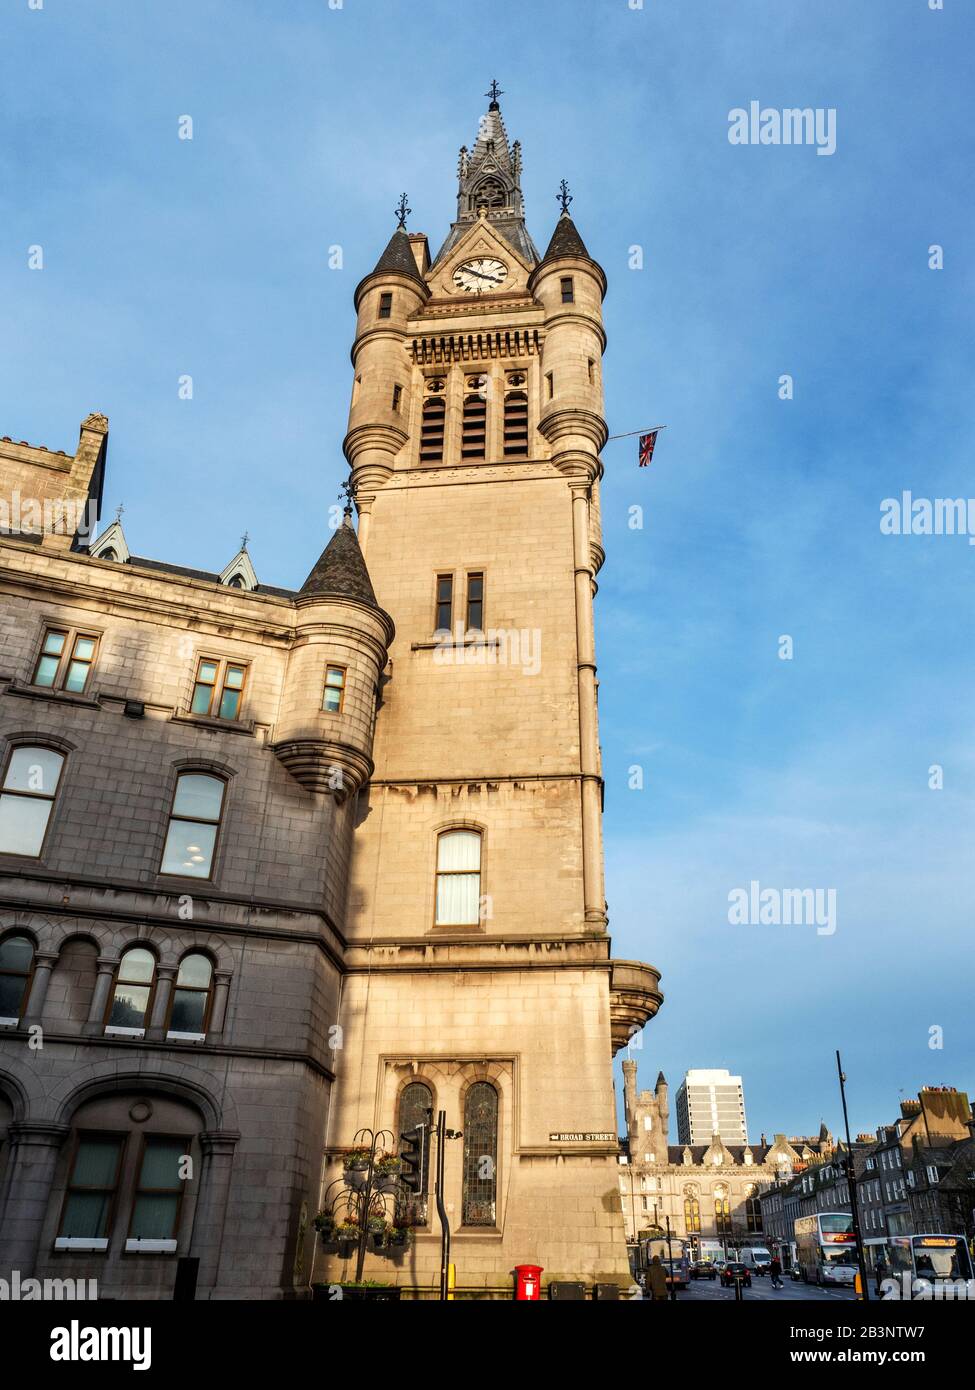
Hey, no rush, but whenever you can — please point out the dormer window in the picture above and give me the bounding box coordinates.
[99,547,118,562]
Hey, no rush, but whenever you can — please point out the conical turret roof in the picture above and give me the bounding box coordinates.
[370,226,425,285]
[540,211,592,263]
[299,517,378,607]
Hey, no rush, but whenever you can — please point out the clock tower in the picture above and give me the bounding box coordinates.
[321,86,663,1294]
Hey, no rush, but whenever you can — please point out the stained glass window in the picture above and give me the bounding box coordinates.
[462,1082,498,1227]
[397,1081,433,1225]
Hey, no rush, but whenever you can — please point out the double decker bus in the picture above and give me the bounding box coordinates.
[887,1234,974,1296]
[638,1234,690,1291]
[793,1212,857,1287]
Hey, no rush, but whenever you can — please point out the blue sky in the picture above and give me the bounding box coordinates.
[2,0,972,1141]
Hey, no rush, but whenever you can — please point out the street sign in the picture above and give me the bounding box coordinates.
[549,1132,615,1142]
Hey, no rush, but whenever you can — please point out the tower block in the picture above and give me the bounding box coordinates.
[318,89,663,1296]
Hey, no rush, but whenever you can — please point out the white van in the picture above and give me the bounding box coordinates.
[739,1246,772,1274]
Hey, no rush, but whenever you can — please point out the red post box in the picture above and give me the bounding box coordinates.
[514,1264,543,1301]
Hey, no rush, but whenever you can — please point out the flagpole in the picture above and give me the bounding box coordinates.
[605,425,668,442]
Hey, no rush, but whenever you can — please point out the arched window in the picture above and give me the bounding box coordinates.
[714,1184,732,1236]
[744,1184,762,1233]
[461,378,487,460]
[0,745,65,857]
[105,947,156,1034]
[683,1186,701,1234]
[0,934,35,1024]
[503,391,528,457]
[226,574,245,589]
[99,547,118,562]
[419,397,445,463]
[462,1082,498,1226]
[435,830,482,926]
[160,772,226,878]
[397,1080,433,1225]
[167,954,214,1039]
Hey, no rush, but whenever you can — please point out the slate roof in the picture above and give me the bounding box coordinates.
[371,226,426,285]
[299,517,378,606]
[540,212,593,264]
[433,216,541,269]
[104,554,295,598]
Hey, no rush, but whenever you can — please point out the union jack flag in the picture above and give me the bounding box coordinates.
[638,430,658,467]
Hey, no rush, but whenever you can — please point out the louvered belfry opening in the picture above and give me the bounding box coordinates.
[461,375,487,460]
[420,394,446,462]
[503,370,529,457]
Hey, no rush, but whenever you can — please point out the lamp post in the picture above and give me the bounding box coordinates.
[836,1050,870,1300]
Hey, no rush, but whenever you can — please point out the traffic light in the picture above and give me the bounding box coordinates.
[399,1126,426,1194]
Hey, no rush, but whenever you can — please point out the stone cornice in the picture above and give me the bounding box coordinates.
[0,541,296,641]
[344,936,613,971]
[0,868,347,958]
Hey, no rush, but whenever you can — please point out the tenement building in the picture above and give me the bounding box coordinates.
[621,1061,832,1252]
[0,88,663,1298]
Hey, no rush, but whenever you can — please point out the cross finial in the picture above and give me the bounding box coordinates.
[485,79,503,107]
[240,530,250,551]
[338,477,355,517]
[395,192,411,229]
[557,179,573,215]
[114,502,125,523]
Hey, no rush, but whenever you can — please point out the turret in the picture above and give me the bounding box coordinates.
[622,1058,638,1130]
[655,1070,669,1133]
[272,516,393,800]
[529,209,608,479]
[345,223,431,550]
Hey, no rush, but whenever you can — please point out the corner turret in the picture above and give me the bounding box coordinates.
[271,516,393,800]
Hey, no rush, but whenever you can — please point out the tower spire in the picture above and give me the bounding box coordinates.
[431,84,540,268]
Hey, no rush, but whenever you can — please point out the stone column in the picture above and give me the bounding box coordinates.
[0,1121,70,1273]
[21,952,57,1026]
[83,956,116,1036]
[189,1129,240,1296]
[207,971,232,1037]
[569,476,606,929]
[147,966,176,1040]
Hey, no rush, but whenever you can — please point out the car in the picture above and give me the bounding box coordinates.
[719,1261,752,1288]
[691,1260,717,1280]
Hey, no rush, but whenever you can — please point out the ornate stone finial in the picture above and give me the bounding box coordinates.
[394,192,411,229]
[485,78,503,108]
[457,145,468,179]
[557,178,573,215]
[512,139,522,180]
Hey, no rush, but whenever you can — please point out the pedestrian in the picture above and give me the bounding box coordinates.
[769,1255,783,1290]
[647,1255,669,1301]
[874,1256,887,1298]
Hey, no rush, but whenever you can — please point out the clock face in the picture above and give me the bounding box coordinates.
[453,258,508,294]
